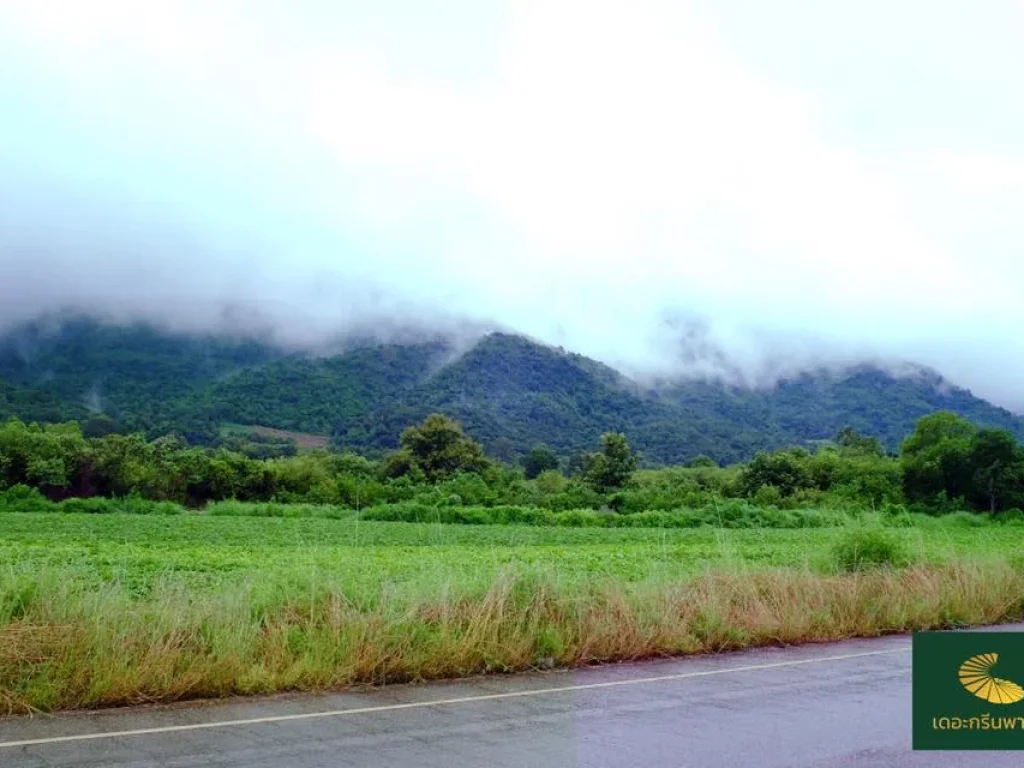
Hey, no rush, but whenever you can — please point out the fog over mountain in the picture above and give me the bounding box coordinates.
[2,1,1022,411]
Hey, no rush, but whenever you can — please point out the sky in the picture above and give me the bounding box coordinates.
[1,0,1023,408]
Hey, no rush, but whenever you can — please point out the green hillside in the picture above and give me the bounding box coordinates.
[331,333,778,463]
[1,318,1022,465]
[0,317,280,439]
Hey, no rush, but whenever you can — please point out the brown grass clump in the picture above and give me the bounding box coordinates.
[3,561,1023,714]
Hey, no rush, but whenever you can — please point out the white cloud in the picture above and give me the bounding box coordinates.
[927,151,1024,192]
[1,0,1023,409]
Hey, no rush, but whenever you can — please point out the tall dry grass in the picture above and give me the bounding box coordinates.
[2,560,1023,714]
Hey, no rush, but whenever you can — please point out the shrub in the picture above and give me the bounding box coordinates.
[610,510,702,528]
[704,500,766,528]
[832,528,910,572]
[206,501,352,519]
[792,509,846,528]
[544,482,606,512]
[360,502,441,523]
[554,509,606,527]
[752,484,784,507]
[0,484,53,513]
[490,506,556,526]
[58,497,117,514]
[54,496,187,515]
[449,507,491,525]
[739,450,812,497]
[436,473,497,506]
[996,509,1024,526]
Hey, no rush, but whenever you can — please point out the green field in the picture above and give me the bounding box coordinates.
[3,512,1022,591]
[3,512,1024,713]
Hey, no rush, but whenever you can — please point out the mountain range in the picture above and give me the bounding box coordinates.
[1,316,1022,465]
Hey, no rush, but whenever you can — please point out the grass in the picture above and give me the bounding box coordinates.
[2,512,1024,713]
[831,528,911,572]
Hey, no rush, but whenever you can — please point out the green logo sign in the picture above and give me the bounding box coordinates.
[914,631,1024,750]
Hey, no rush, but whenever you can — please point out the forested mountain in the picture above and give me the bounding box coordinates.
[0,318,282,440]
[328,333,781,462]
[654,365,1024,460]
[1,317,1022,465]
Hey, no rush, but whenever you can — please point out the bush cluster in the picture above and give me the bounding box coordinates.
[3,412,1023,522]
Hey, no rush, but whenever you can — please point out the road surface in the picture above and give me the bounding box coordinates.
[4,626,1024,767]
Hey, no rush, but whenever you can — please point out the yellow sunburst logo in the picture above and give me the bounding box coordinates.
[959,653,1024,705]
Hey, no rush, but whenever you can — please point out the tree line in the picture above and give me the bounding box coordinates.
[1,411,1022,515]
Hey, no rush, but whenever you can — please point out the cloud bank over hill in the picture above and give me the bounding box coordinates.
[1,1,1022,409]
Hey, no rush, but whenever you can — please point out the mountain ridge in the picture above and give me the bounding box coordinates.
[1,318,1021,465]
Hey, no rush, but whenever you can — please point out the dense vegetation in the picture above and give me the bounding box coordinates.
[6,319,1024,715]
[6,337,1024,712]
[4,507,1024,712]
[3,408,1024,518]
[3,317,1022,465]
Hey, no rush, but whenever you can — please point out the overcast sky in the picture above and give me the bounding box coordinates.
[1,1,1022,408]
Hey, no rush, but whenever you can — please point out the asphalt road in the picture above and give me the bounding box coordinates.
[4,626,1024,768]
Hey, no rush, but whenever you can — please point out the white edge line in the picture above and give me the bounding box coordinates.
[0,646,910,749]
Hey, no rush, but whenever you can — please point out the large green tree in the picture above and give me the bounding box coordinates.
[738,448,813,498]
[0,418,90,497]
[966,428,1024,513]
[900,411,976,507]
[522,444,560,480]
[398,413,490,483]
[584,432,636,493]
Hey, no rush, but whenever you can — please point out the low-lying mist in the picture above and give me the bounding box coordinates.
[2,1,1023,412]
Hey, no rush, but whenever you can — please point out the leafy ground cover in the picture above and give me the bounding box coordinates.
[2,511,1023,713]
[3,511,1022,590]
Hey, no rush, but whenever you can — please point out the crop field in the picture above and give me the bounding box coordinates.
[3,511,1024,713]
[3,512,1023,591]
